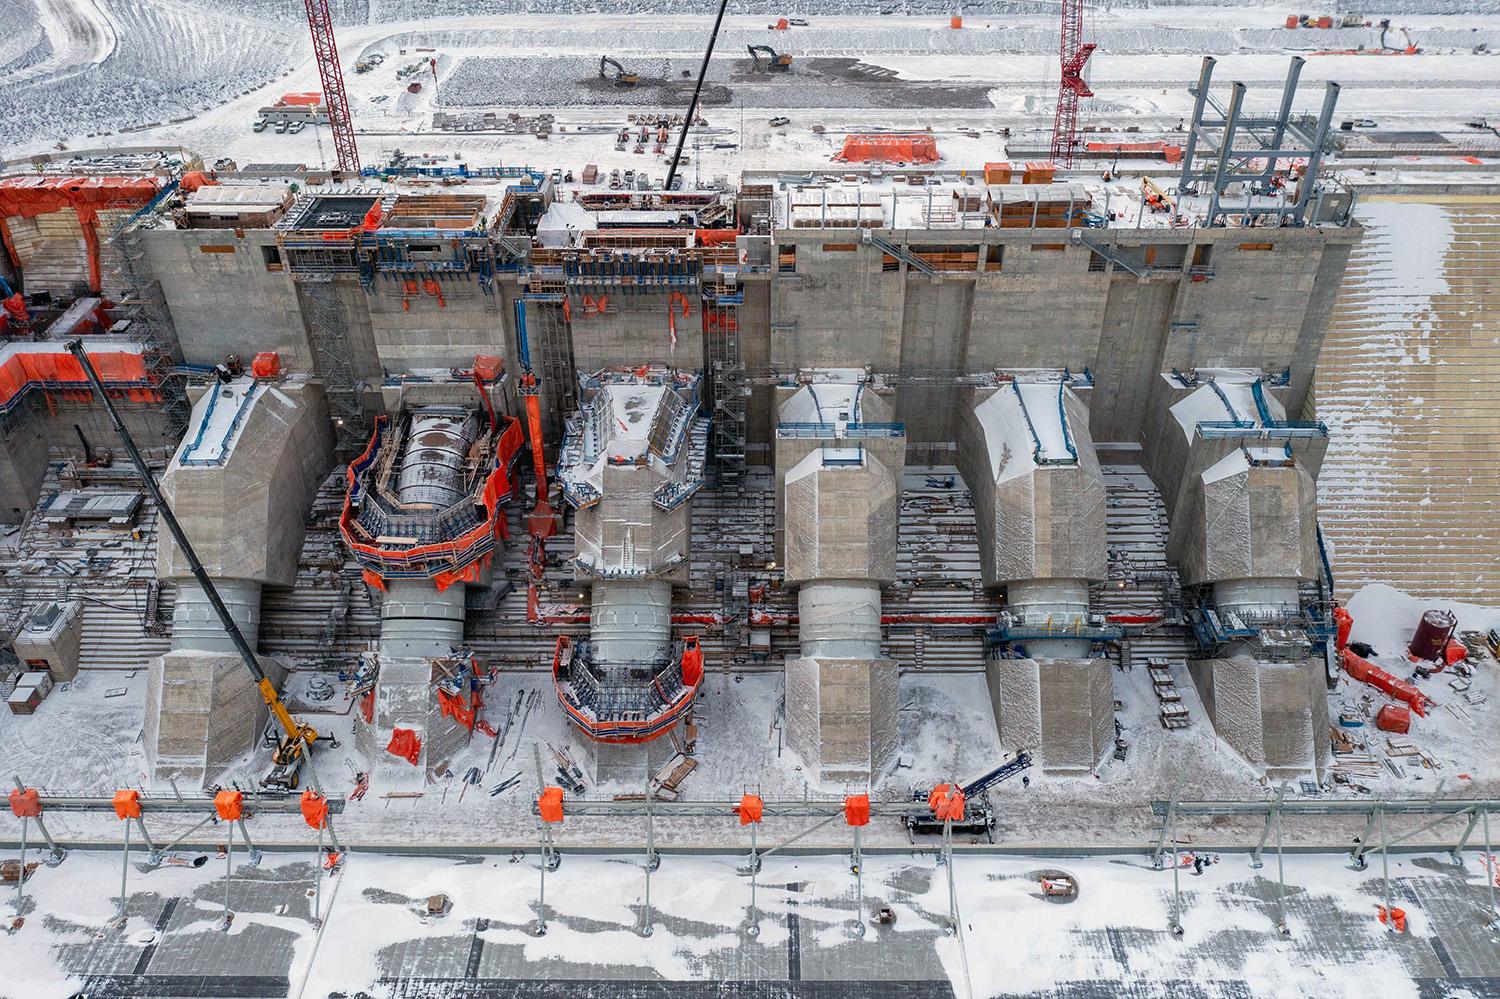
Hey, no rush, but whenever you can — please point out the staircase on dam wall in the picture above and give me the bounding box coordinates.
[1315,196,1500,606]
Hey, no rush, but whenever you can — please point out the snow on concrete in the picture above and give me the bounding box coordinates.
[1015,381,1073,462]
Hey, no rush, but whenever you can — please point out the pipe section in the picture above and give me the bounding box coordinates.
[590,579,672,666]
[798,581,882,661]
[170,579,262,655]
[379,580,466,658]
[397,409,476,509]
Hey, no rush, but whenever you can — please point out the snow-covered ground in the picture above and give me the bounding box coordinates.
[5,6,1500,178]
[2,845,1496,997]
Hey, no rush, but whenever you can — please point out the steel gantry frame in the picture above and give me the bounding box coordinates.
[1151,794,1500,936]
[1177,56,1340,227]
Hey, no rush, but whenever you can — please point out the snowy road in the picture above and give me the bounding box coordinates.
[4,0,116,88]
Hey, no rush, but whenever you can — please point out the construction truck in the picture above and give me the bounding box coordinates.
[599,55,640,87]
[747,45,793,72]
[64,340,334,792]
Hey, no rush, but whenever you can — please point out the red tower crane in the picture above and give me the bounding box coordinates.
[1049,0,1096,168]
[303,0,360,173]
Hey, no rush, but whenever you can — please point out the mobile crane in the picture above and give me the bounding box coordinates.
[65,340,333,791]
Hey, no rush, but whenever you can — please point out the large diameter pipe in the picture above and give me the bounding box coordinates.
[1007,578,1091,659]
[591,579,672,665]
[171,579,262,654]
[799,581,881,661]
[1214,578,1301,619]
[379,580,466,659]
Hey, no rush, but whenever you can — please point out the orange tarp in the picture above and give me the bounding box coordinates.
[844,794,870,827]
[0,175,162,293]
[737,794,764,825]
[681,637,704,688]
[112,789,141,820]
[276,91,324,107]
[0,348,149,410]
[214,790,244,822]
[8,787,40,818]
[928,785,966,822]
[300,790,330,830]
[386,727,422,765]
[1341,648,1432,717]
[833,134,940,164]
[1333,606,1353,650]
[539,786,565,823]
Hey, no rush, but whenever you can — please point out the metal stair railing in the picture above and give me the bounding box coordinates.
[861,230,936,276]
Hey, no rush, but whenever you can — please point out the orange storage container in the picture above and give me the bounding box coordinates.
[1285,14,1299,27]
[983,161,1012,184]
[1024,161,1057,184]
[1376,704,1411,734]
[950,15,963,28]
[1316,15,1332,28]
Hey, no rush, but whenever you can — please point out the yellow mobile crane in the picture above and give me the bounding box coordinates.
[66,340,331,791]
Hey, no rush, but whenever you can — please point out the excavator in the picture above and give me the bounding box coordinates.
[65,340,333,791]
[747,44,793,72]
[599,55,640,87]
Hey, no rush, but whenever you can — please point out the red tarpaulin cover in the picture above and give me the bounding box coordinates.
[386,727,422,765]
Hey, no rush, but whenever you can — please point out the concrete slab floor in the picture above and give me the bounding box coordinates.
[5,847,1500,998]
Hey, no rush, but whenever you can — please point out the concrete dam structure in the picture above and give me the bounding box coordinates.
[0,135,1364,794]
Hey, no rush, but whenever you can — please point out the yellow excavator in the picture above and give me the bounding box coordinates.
[747,44,793,72]
[66,340,330,791]
[599,55,640,87]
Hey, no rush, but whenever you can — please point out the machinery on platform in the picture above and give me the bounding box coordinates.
[599,55,640,87]
[747,44,794,71]
[903,750,1033,839]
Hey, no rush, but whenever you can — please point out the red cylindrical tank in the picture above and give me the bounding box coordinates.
[1408,609,1456,661]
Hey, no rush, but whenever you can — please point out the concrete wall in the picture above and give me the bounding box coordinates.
[1188,656,1330,777]
[573,463,691,584]
[157,378,332,587]
[766,225,1359,451]
[144,229,310,369]
[568,288,705,371]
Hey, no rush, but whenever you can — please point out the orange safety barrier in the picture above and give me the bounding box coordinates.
[737,794,764,825]
[1340,648,1432,717]
[1377,905,1407,932]
[7,787,41,818]
[113,789,142,820]
[844,794,870,827]
[539,786,565,823]
[0,175,163,293]
[214,789,244,822]
[300,789,330,830]
[928,785,966,822]
[387,727,422,765]
[833,134,940,164]
[1333,606,1353,651]
[361,567,387,592]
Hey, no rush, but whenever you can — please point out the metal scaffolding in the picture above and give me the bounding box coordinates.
[704,272,745,485]
[297,276,368,457]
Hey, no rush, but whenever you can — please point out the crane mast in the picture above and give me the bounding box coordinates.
[304,0,360,173]
[1049,0,1096,168]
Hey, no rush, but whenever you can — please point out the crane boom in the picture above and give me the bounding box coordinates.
[665,0,730,191]
[63,341,318,754]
